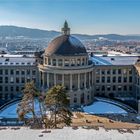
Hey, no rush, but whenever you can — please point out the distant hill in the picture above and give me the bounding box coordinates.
[0,25,140,41]
[0,26,60,38]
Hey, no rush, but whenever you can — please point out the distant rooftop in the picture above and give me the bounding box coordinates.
[0,54,36,66]
[92,55,139,65]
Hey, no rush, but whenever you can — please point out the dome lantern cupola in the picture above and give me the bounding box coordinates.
[61,20,70,35]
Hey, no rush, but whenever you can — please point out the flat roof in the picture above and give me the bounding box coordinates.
[0,54,36,66]
[92,55,139,65]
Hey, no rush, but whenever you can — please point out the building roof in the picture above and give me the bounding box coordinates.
[92,55,139,65]
[45,21,87,56]
[0,54,36,66]
[45,35,87,56]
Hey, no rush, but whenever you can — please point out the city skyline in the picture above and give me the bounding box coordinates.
[0,0,140,35]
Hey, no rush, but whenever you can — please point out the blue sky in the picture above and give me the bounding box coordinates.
[0,0,140,35]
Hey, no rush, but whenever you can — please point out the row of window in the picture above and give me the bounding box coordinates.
[45,57,88,67]
[96,69,132,75]
[0,77,36,84]
[0,86,22,92]
[96,76,133,83]
[0,69,36,75]
[0,93,15,100]
[96,85,133,92]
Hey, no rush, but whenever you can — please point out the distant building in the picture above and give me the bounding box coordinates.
[0,22,140,107]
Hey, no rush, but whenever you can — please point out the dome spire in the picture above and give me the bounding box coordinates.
[61,20,70,35]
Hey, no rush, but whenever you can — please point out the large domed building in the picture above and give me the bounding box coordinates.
[39,21,94,106]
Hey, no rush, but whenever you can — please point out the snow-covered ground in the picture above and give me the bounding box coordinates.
[0,127,139,140]
[0,99,129,118]
[83,101,127,114]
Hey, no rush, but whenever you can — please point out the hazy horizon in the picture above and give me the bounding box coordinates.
[0,0,140,35]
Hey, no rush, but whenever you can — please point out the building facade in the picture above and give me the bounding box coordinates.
[0,22,140,106]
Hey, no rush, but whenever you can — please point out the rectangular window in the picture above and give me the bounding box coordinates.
[71,59,75,66]
[107,86,111,91]
[96,86,100,91]
[58,59,62,66]
[118,69,121,74]
[21,77,25,83]
[101,86,105,91]
[118,76,122,83]
[16,86,19,92]
[101,70,105,75]
[129,86,132,91]
[129,76,132,83]
[129,69,132,74]
[10,70,14,75]
[113,77,116,83]
[5,77,8,83]
[102,76,105,83]
[113,85,116,91]
[11,86,14,91]
[107,77,110,83]
[123,77,127,83]
[96,69,100,75]
[27,78,30,82]
[77,59,81,66]
[16,77,19,83]
[0,70,3,75]
[123,86,127,91]
[27,70,30,75]
[118,86,122,91]
[5,69,8,75]
[48,58,51,65]
[52,59,56,66]
[0,86,2,91]
[112,69,116,74]
[107,70,110,74]
[21,70,25,75]
[32,70,36,75]
[32,78,36,83]
[96,77,100,83]
[5,86,8,91]
[16,70,19,75]
[0,77,3,83]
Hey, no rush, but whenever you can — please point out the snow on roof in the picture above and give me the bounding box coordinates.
[91,55,138,65]
[0,54,36,66]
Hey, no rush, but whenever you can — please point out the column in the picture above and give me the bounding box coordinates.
[54,73,56,86]
[51,58,53,66]
[62,59,65,67]
[62,74,64,86]
[39,71,41,88]
[42,72,45,88]
[44,72,47,88]
[78,74,80,90]
[70,74,72,91]
[89,72,90,88]
[56,59,58,66]
[138,100,140,115]
[84,72,86,89]
[47,73,49,88]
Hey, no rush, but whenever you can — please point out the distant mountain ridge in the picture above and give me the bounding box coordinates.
[0,25,140,40]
